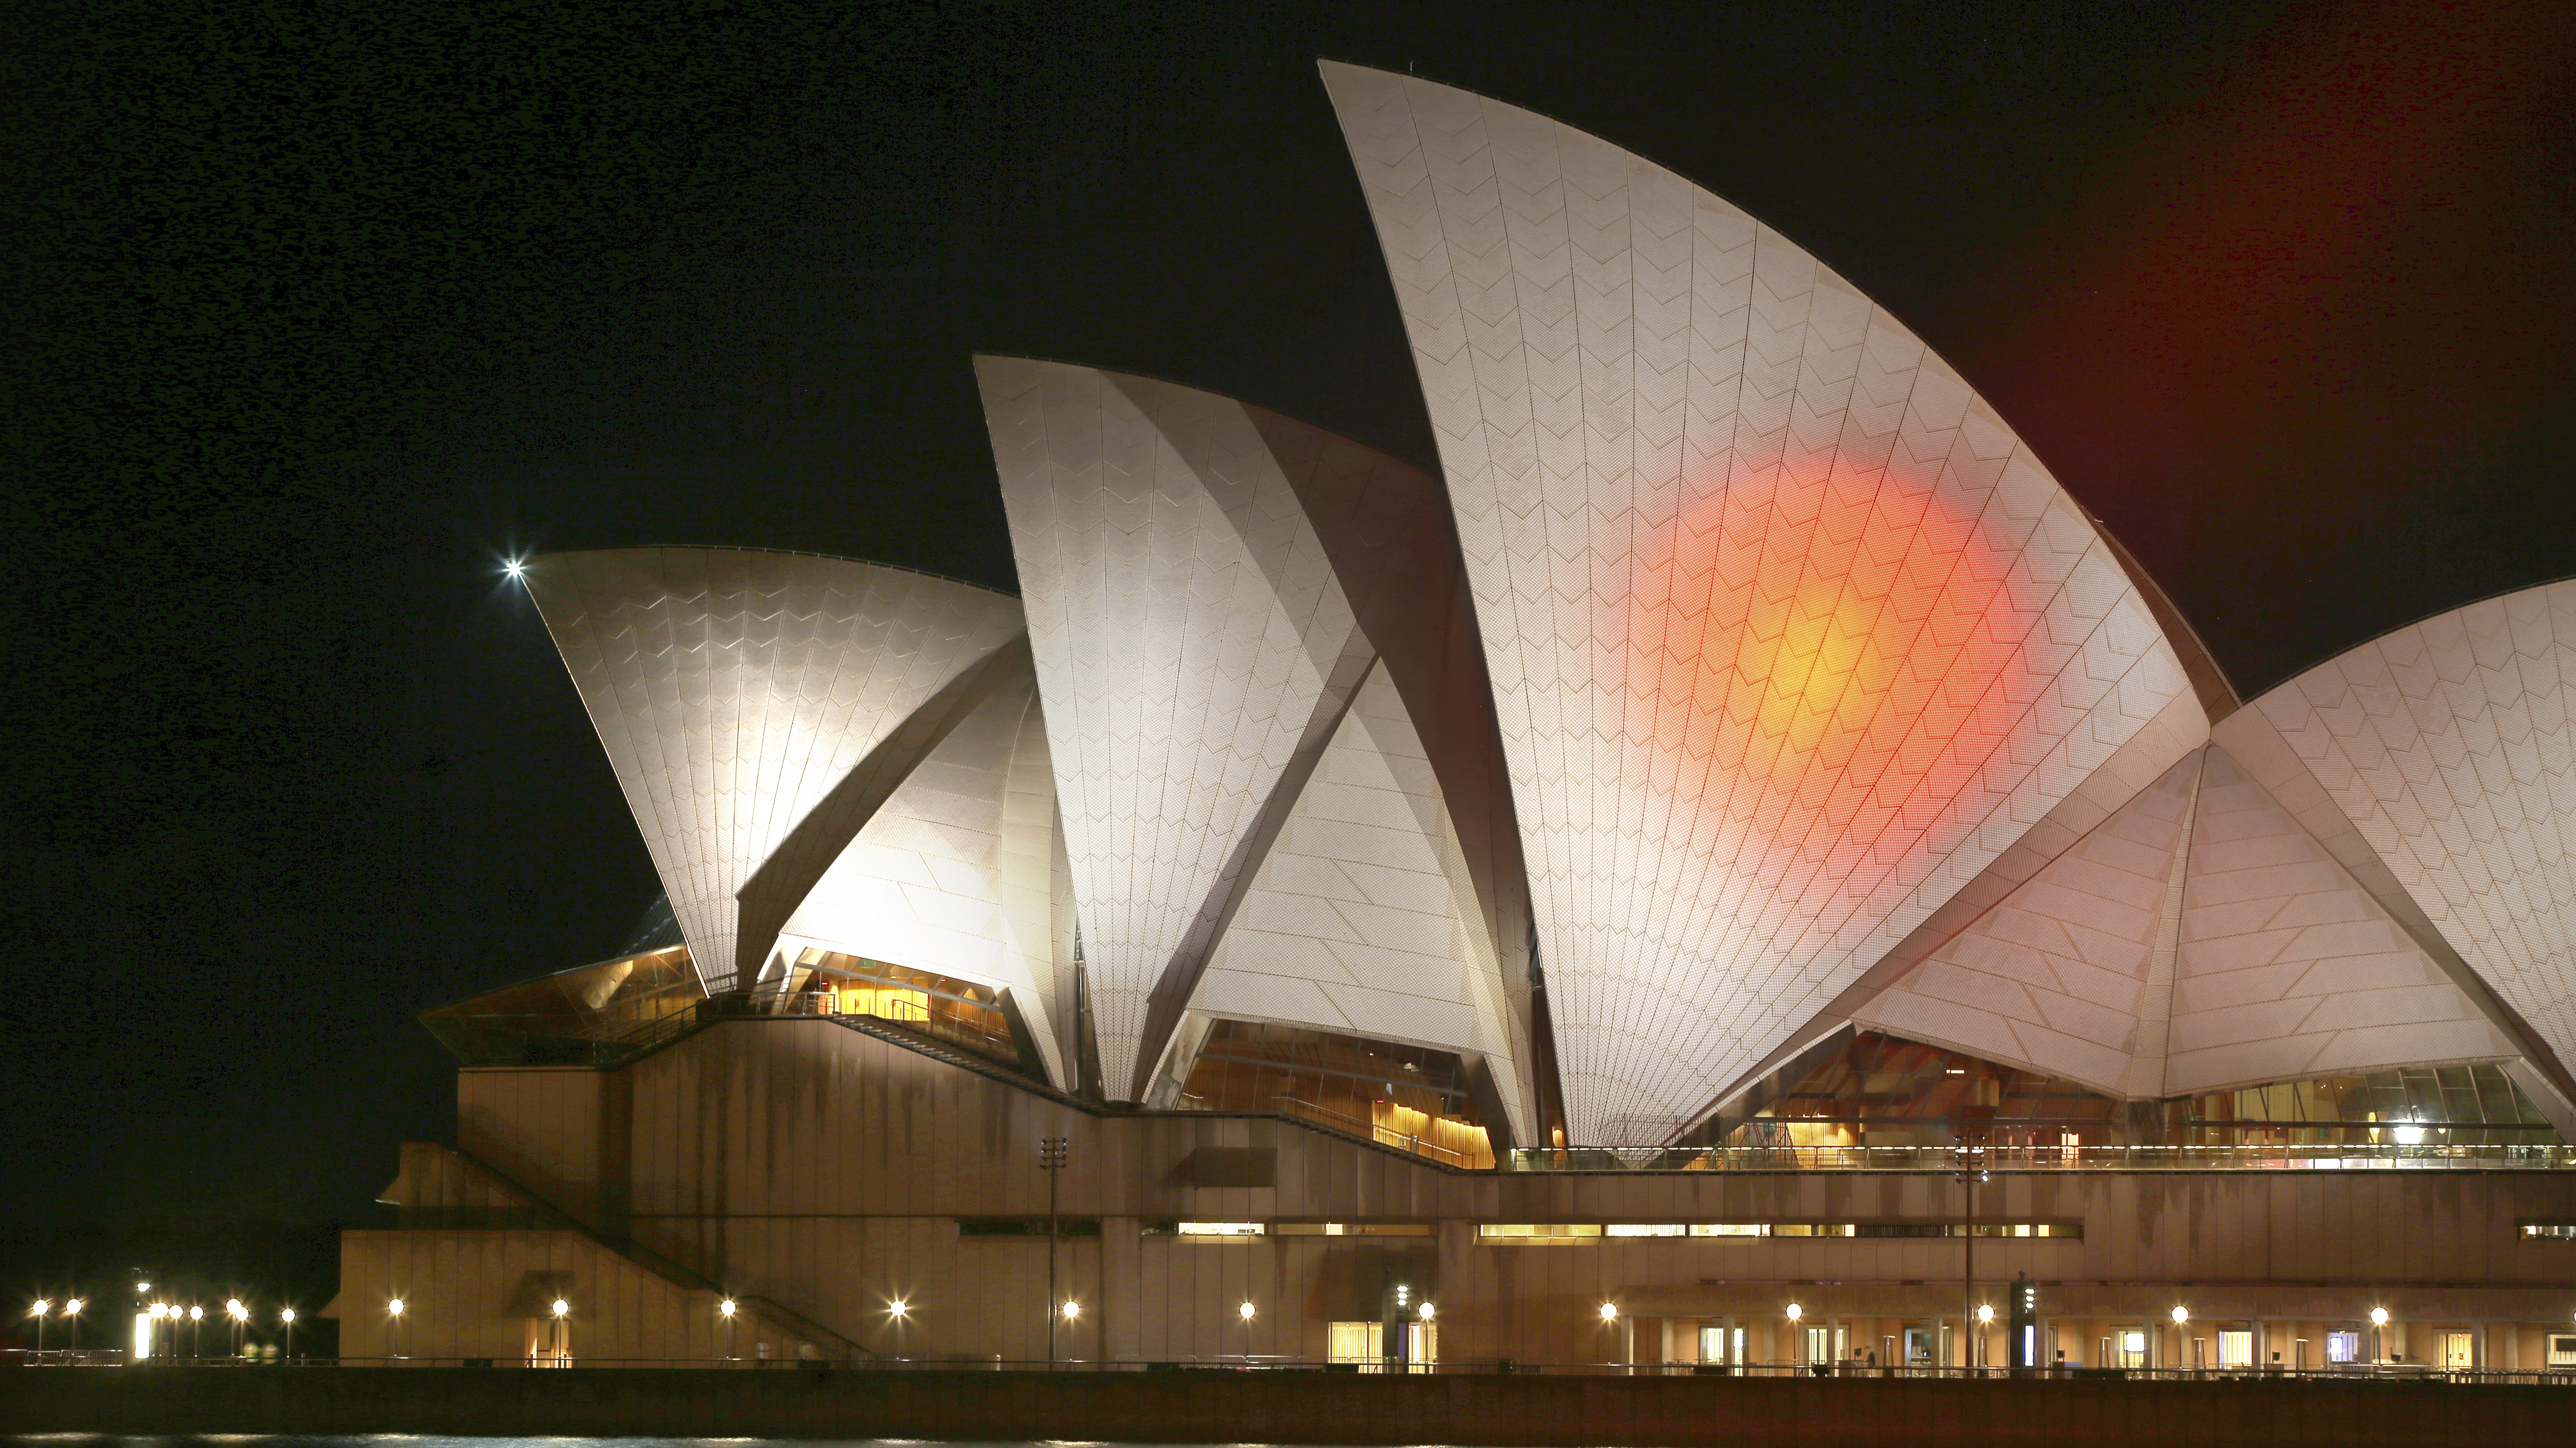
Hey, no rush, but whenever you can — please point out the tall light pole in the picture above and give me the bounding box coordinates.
[29,1301,48,1357]
[280,1307,296,1362]
[387,1298,405,1360]
[63,1299,82,1357]
[1238,1300,1256,1363]
[227,1300,248,1359]
[189,1305,203,1359]
[1039,1135,1068,1367]
[720,1298,737,1363]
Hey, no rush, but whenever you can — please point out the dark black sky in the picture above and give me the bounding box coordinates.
[12,0,2574,1304]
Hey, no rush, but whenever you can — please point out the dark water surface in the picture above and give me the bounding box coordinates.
[9,1441,1257,1448]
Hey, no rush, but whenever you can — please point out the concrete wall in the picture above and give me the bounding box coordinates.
[8,1365,2570,1446]
[341,1019,2576,1367]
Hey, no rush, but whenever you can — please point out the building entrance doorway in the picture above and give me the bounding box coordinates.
[1904,1326,1934,1367]
[2438,1331,2472,1370]
[1698,1323,1745,1366]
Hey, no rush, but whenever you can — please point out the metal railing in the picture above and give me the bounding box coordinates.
[26,1353,2576,1384]
[1501,1142,2576,1173]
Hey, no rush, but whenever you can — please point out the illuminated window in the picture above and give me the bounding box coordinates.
[1174,1222,1264,1237]
[1690,1223,1768,1237]
[2327,1331,2361,1364]
[1177,1020,1494,1169]
[1274,1222,1432,1237]
[1476,1224,1603,1243]
[1605,1224,1686,1237]
[2520,1223,2576,1240]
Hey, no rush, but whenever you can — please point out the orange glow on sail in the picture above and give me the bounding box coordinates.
[1632,462,2036,875]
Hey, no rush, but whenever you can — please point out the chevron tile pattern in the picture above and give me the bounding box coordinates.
[1321,62,2191,1142]
[2164,746,2511,1093]
[2255,579,2576,1068]
[977,358,1371,1098]
[778,652,1071,1087]
[1190,660,1531,1142]
[1856,752,2201,1095]
[522,549,1026,992]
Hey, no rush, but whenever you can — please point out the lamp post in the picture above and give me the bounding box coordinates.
[1975,1303,1995,1369]
[226,1300,247,1359]
[1039,1135,1068,1368]
[280,1307,296,1362]
[720,1298,737,1363]
[2370,1306,2390,1364]
[63,1299,82,1357]
[2172,1305,2190,1371]
[189,1305,203,1359]
[1786,1302,1803,1368]
[387,1298,405,1360]
[1238,1300,1256,1363]
[30,1301,48,1358]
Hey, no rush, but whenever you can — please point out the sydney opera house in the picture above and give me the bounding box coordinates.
[339,63,2576,1375]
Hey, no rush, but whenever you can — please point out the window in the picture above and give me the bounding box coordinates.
[2520,1223,2576,1239]
[1330,1321,1382,1367]
[2327,1331,2361,1364]
[1477,1223,1603,1242]
[1605,1223,1686,1237]
[2547,1333,2576,1368]
[2120,1331,2147,1367]
[1275,1221,1431,1236]
[957,1217,1101,1237]
[1173,1221,1264,1237]
[2218,1331,2252,1368]
[1691,1223,1767,1237]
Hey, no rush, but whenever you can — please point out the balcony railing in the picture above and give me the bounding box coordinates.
[1500,1142,2576,1172]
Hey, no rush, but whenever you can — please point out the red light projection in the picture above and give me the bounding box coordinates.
[1633,460,2037,913]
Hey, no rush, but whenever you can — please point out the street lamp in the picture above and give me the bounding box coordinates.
[1785,1302,1804,1367]
[386,1298,405,1360]
[888,1299,908,1320]
[63,1298,83,1356]
[1975,1303,1995,1368]
[1417,1301,1436,1322]
[29,1301,49,1357]
[189,1304,204,1359]
[2370,1306,2391,1363]
[1039,1135,1069,1366]
[1239,1299,1256,1362]
[280,1307,296,1361]
[1599,1301,1620,1323]
[719,1298,737,1362]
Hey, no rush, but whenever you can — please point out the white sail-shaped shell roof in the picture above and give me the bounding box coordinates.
[1321,61,2196,1142]
[523,549,1027,992]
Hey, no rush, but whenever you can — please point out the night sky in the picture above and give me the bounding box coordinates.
[14,0,2574,1317]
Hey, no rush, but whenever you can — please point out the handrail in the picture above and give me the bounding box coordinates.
[1500,1142,2576,1172]
[27,1353,2576,1382]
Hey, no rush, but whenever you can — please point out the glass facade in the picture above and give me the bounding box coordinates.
[419,945,703,1067]
[1177,1019,1495,1169]
[787,947,1026,1069]
[2163,1064,2559,1146]
[1723,1030,2562,1149]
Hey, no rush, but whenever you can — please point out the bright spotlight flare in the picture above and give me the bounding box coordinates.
[503,557,527,580]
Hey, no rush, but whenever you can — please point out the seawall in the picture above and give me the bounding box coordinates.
[1,1366,2564,1446]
